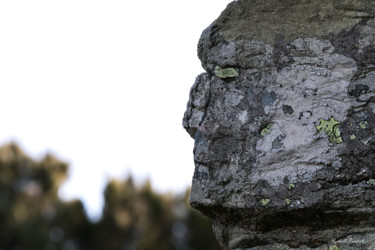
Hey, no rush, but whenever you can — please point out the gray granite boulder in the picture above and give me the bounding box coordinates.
[183,0,375,249]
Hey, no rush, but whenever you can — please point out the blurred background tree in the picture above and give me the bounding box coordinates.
[0,143,220,250]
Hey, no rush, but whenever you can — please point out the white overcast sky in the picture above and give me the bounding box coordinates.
[0,0,232,219]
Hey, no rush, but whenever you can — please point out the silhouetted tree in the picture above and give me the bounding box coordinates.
[0,143,221,250]
[0,143,91,250]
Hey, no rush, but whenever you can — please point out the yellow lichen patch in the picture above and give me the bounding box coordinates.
[359,121,368,129]
[316,117,343,144]
[261,123,274,136]
[214,66,238,78]
[260,198,270,206]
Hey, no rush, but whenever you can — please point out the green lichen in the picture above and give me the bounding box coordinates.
[285,198,291,205]
[260,198,270,206]
[367,179,375,186]
[359,121,368,129]
[316,117,343,144]
[329,245,339,250]
[350,134,356,140]
[261,123,274,136]
[214,66,238,78]
[288,183,295,190]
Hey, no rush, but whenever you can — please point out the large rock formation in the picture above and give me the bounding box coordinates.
[183,0,375,249]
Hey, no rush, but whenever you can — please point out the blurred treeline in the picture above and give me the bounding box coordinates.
[0,143,220,250]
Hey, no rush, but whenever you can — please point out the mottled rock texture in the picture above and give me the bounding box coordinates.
[183,0,375,249]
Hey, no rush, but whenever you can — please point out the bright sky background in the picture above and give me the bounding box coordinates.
[0,0,233,220]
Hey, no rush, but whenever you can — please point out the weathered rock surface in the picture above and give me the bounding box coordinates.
[183,0,375,249]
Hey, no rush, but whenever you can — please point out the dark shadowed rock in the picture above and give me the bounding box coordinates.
[183,0,375,249]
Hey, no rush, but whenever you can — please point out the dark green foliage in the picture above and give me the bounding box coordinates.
[0,143,221,250]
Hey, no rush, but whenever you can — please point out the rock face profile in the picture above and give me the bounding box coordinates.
[183,0,375,249]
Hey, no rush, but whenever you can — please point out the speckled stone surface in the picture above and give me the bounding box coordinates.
[183,0,375,249]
